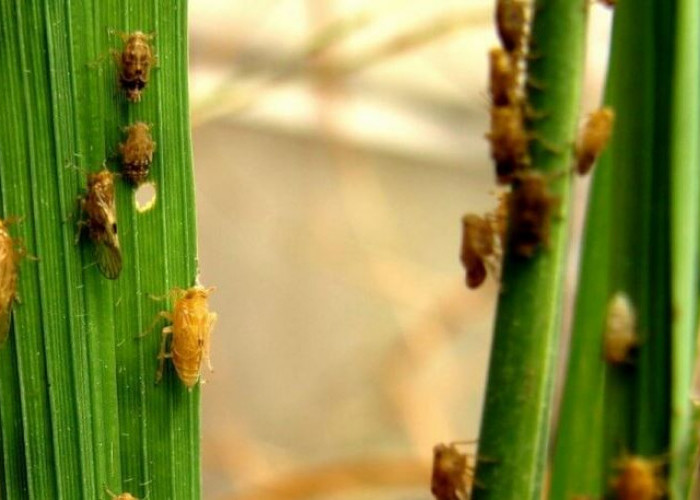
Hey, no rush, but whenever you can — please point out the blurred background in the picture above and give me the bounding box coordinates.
[188,2,612,499]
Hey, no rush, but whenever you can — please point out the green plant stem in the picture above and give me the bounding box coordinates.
[669,0,700,496]
[472,1,588,498]
[551,0,691,497]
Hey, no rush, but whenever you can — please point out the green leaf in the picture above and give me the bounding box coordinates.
[0,1,200,498]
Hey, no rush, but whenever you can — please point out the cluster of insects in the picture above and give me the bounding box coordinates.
[1,30,216,396]
[76,32,158,281]
[459,0,616,289]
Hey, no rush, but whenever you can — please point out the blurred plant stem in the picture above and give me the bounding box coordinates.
[472,0,588,498]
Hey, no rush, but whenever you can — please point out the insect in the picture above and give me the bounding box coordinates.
[610,455,665,500]
[105,487,138,500]
[115,31,156,102]
[460,204,506,289]
[0,217,26,346]
[489,47,519,107]
[487,105,529,184]
[576,107,615,175]
[495,0,528,55]
[604,292,638,364]
[509,171,558,257]
[431,442,474,500]
[152,285,217,390]
[460,215,493,289]
[76,168,122,279]
[119,122,156,186]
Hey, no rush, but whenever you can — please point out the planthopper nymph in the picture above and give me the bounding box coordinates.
[115,31,156,102]
[76,168,122,279]
[150,285,217,390]
[119,121,156,186]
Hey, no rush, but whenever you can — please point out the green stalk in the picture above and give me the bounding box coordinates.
[472,1,588,498]
[550,0,700,497]
[669,0,699,495]
[0,1,199,498]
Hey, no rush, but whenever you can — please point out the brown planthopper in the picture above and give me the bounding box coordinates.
[495,0,528,55]
[576,107,615,175]
[460,215,492,289]
[460,210,504,289]
[76,168,122,279]
[144,285,217,390]
[489,47,519,107]
[119,121,156,186]
[610,455,665,500]
[509,171,558,257]
[431,442,476,500]
[114,31,156,102]
[487,104,530,184]
[0,217,28,346]
[604,292,638,364]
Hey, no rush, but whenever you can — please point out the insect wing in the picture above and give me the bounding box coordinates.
[95,240,122,280]
[183,304,211,352]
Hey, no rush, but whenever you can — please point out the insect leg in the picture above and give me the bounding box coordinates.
[137,310,172,339]
[531,133,564,154]
[155,325,173,384]
[74,220,87,245]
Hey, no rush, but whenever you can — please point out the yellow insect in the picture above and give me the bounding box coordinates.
[76,168,122,280]
[119,122,156,186]
[0,217,26,345]
[105,487,138,500]
[604,292,638,364]
[431,442,475,500]
[576,107,615,175]
[610,455,665,500]
[115,31,156,102]
[153,285,217,390]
